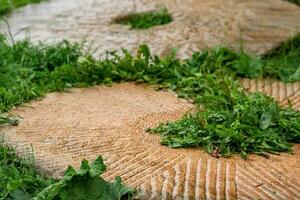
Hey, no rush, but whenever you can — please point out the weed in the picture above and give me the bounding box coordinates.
[0,35,299,159]
[34,156,134,200]
[230,33,300,82]
[0,31,300,198]
[114,8,172,29]
[0,142,134,199]
[0,35,84,114]
[262,33,300,82]
[0,141,54,199]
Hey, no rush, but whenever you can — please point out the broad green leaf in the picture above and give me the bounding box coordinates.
[89,156,106,177]
[34,157,134,200]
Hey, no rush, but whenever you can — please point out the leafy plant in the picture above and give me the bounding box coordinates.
[262,33,300,81]
[34,156,134,200]
[0,142,54,199]
[202,33,300,82]
[114,8,172,29]
[0,34,299,159]
[149,89,300,158]
[0,34,83,114]
[0,142,134,199]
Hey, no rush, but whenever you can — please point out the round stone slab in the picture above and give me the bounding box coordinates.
[1,0,300,57]
[1,82,300,199]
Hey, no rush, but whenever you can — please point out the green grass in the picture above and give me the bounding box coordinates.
[0,143,134,199]
[0,35,84,116]
[0,0,44,16]
[261,33,300,81]
[0,31,299,198]
[0,142,54,199]
[148,77,300,158]
[114,8,172,29]
[0,34,299,159]
[216,33,300,82]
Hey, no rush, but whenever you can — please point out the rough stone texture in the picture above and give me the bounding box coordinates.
[1,0,300,199]
[1,81,300,200]
[1,0,300,57]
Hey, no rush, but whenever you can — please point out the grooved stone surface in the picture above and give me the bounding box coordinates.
[1,0,300,198]
[1,0,300,57]
[1,82,300,200]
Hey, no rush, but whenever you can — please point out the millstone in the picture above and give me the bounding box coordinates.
[1,81,300,199]
[1,0,300,57]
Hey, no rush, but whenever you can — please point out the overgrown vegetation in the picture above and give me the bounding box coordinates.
[149,81,300,158]
[0,143,134,199]
[0,27,300,197]
[0,35,84,117]
[0,143,54,199]
[0,33,299,159]
[261,33,300,82]
[212,33,300,82]
[114,8,172,29]
[0,0,44,16]
[34,156,134,200]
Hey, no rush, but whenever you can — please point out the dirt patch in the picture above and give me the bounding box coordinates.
[1,82,300,199]
[1,0,300,57]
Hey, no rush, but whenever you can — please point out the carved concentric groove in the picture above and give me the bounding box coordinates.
[1,0,300,198]
[1,82,300,199]
[1,0,300,57]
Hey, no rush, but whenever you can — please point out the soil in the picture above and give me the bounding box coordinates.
[1,0,300,57]
[1,81,300,200]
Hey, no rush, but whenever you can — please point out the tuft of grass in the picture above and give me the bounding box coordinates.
[0,0,44,16]
[0,142,54,199]
[0,142,134,199]
[261,33,300,82]
[220,33,300,82]
[0,34,299,159]
[0,34,84,115]
[148,75,300,158]
[114,8,172,29]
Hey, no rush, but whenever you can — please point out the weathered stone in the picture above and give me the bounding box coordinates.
[1,0,300,57]
[1,1,300,199]
[1,82,300,200]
